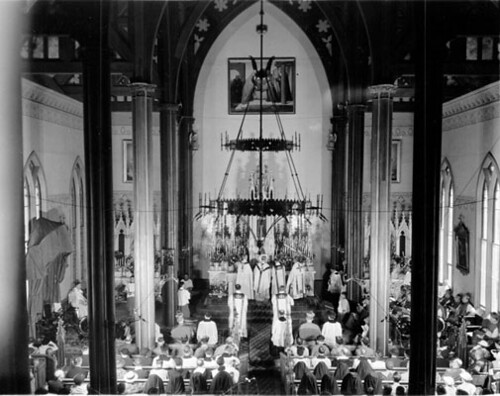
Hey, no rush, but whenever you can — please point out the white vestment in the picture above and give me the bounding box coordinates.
[286,262,305,299]
[236,262,254,300]
[196,320,219,345]
[228,292,248,341]
[322,321,343,348]
[304,263,315,296]
[68,288,88,318]
[178,288,190,306]
[271,292,294,347]
[253,262,271,301]
[271,263,287,295]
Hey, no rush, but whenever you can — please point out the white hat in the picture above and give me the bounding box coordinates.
[442,376,455,386]
[478,340,489,348]
[124,370,139,383]
[459,371,472,382]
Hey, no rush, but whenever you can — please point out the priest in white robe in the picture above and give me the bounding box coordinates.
[271,260,287,295]
[228,284,248,344]
[253,255,271,301]
[236,257,254,300]
[177,283,191,318]
[321,311,343,349]
[271,285,294,348]
[286,259,306,299]
[196,313,218,345]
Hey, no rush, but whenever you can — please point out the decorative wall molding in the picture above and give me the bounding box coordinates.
[22,79,83,130]
[442,81,500,131]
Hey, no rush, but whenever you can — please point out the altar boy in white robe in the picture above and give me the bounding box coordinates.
[228,284,248,344]
[236,257,254,300]
[253,254,271,301]
[286,257,306,299]
[271,260,287,295]
[271,285,294,348]
[196,313,218,346]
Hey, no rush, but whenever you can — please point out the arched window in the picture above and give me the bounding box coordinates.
[447,186,454,284]
[24,152,47,250]
[440,160,454,288]
[477,154,500,311]
[24,179,30,252]
[70,158,86,284]
[492,183,500,312]
[480,181,488,307]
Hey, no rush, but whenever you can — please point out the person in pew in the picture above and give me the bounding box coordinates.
[155,350,176,370]
[193,358,212,379]
[355,357,375,381]
[149,358,169,382]
[354,336,376,358]
[364,373,383,395]
[143,373,165,395]
[482,312,499,343]
[214,336,239,357]
[152,336,168,357]
[191,362,209,394]
[123,335,139,356]
[202,347,219,370]
[444,357,467,383]
[311,345,332,370]
[181,345,198,370]
[330,337,353,359]
[311,335,331,357]
[292,346,312,369]
[131,356,149,379]
[69,373,87,395]
[118,347,134,367]
[47,379,64,395]
[65,356,88,380]
[456,371,476,395]
[320,370,340,395]
[122,370,142,395]
[297,370,319,395]
[167,358,185,394]
[194,336,211,359]
[210,356,234,394]
[386,346,404,367]
[115,357,128,380]
[379,360,395,380]
[286,337,310,357]
[340,370,363,395]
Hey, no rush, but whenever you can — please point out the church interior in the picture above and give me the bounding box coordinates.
[1,0,500,394]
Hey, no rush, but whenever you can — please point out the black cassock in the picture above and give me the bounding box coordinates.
[209,369,233,394]
[168,369,185,394]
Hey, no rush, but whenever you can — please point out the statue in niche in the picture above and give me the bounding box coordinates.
[454,215,469,275]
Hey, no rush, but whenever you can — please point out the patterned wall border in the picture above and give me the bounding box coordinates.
[442,81,500,132]
[22,79,83,130]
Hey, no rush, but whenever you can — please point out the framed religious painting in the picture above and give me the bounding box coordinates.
[391,139,402,183]
[228,57,296,114]
[454,218,470,275]
[123,139,133,183]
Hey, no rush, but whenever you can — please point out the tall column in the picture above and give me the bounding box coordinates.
[330,109,347,270]
[0,2,30,392]
[179,116,195,276]
[131,83,156,349]
[160,104,179,328]
[368,84,396,356]
[408,2,443,394]
[345,104,365,301]
[81,8,117,394]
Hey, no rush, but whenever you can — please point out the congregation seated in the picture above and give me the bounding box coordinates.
[286,337,310,357]
[65,356,88,380]
[310,335,331,357]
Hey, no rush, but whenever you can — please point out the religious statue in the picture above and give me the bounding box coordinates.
[228,284,248,344]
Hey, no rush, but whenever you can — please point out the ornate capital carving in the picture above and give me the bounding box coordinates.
[367,84,397,99]
[129,83,156,98]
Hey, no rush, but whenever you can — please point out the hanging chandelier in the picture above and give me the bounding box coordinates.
[197,0,325,224]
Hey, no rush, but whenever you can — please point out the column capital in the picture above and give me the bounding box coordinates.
[129,83,156,97]
[367,84,397,99]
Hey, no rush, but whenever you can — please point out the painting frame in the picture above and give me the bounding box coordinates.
[123,139,133,183]
[228,57,296,114]
[391,139,402,183]
[454,219,470,275]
